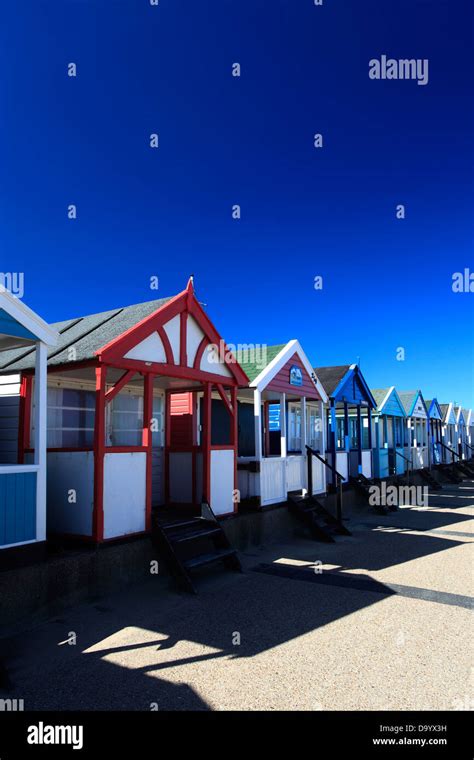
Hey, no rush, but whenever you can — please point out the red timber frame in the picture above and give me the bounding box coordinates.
[89,278,247,542]
[17,280,248,543]
[18,279,249,543]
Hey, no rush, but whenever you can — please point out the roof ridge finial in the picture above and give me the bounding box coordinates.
[186,274,194,293]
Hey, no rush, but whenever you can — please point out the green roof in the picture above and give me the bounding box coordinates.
[235,343,286,382]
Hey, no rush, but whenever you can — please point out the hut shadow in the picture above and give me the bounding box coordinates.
[0,498,471,710]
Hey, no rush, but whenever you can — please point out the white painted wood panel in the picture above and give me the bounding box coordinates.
[103,452,146,539]
[362,450,372,478]
[200,344,232,377]
[286,455,304,492]
[163,314,181,364]
[124,332,167,363]
[186,315,205,367]
[311,455,325,495]
[210,449,234,515]
[335,452,349,482]
[260,458,286,505]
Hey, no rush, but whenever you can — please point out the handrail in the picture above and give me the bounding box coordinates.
[305,445,344,523]
[393,447,411,484]
[305,445,345,483]
[394,449,411,465]
[201,500,218,523]
[465,442,474,453]
[439,441,460,461]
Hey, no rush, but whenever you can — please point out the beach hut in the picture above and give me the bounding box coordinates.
[0,289,58,561]
[439,403,457,463]
[315,365,376,485]
[425,399,444,466]
[235,341,328,507]
[398,391,429,469]
[465,409,473,460]
[0,279,248,545]
[454,406,467,460]
[370,387,407,478]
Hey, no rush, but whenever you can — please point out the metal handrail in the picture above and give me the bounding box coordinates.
[394,447,411,486]
[305,445,345,483]
[439,441,460,461]
[394,449,411,465]
[305,445,344,523]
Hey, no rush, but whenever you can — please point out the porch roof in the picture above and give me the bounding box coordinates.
[399,390,428,418]
[313,365,350,396]
[0,296,173,373]
[0,289,58,353]
[315,364,376,407]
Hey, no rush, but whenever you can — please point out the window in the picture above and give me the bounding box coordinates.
[362,415,370,449]
[306,403,322,451]
[379,417,387,448]
[404,421,410,447]
[349,418,358,449]
[288,403,301,452]
[107,391,143,447]
[237,401,255,457]
[45,387,95,448]
[336,416,345,450]
[394,418,403,447]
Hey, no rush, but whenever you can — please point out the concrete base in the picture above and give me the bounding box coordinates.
[0,537,160,630]
[0,487,373,629]
[0,541,47,572]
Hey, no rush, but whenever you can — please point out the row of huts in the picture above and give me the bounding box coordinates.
[0,280,472,565]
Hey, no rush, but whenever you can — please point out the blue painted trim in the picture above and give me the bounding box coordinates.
[408,390,428,418]
[0,309,37,342]
[330,365,376,408]
[0,471,37,546]
[427,398,443,421]
[378,387,407,417]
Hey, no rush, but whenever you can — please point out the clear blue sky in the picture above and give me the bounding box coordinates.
[1,1,473,406]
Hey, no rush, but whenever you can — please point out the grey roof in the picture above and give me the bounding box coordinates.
[398,391,418,415]
[371,388,391,409]
[439,403,450,420]
[0,297,173,372]
[314,365,350,397]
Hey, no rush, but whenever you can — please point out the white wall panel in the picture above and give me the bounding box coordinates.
[210,449,234,515]
[103,452,146,539]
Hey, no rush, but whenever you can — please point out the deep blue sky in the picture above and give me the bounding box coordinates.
[1,0,473,406]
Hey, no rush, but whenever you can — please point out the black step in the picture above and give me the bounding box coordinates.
[184,547,239,570]
[288,494,348,541]
[152,505,241,593]
[161,518,210,531]
[419,469,442,490]
[167,526,222,544]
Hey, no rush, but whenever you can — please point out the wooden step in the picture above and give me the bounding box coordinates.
[183,547,239,570]
[167,526,222,544]
[160,518,209,531]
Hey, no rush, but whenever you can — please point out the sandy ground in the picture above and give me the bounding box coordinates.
[1,482,472,711]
